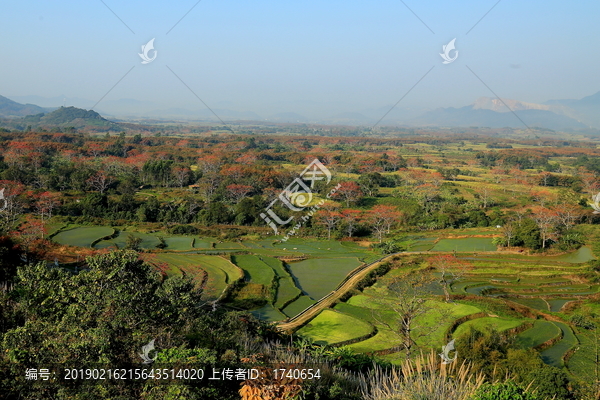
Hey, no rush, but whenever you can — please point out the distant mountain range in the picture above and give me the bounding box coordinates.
[411,100,588,130]
[0,95,53,118]
[0,96,115,130]
[3,91,600,131]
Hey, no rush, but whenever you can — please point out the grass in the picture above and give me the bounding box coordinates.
[272,238,376,259]
[250,304,286,322]
[568,330,598,380]
[94,231,161,250]
[261,256,289,277]
[193,237,216,248]
[540,322,578,368]
[453,317,526,338]
[515,321,562,348]
[275,277,302,310]
[286,257,363,300]
[431,238,496,252]
[335,296,481,353]
[155,254,242,300]
[347,328,401,353]
[509,298,549,312]
[163,236,194,250]
[334,302,378,323]
[53,226,115,248]
[296,310,373,345]
[282,295,316,317]
[231,255,275,286]
[215,242,245,249]
[413,301,482,348]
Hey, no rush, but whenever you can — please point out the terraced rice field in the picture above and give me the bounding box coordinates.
[568,330,597,379]
[516,321,561,348]
[453,317,525,338]
[53,226,114,248]
[49,225,593,373]
[251,304,286,322]
[193,238,216,248]
[155,254,242,300]
[162,236,195,250]
[282,295,316,317]
[317,295,482,353]
[272,238,376,260]
[94,231,161,250]
[540,322,578,368]
[296,310,373,345]
[431,238,496,252]
[286,257,363,300]
[231,255,276,286]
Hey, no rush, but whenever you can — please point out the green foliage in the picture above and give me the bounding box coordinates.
[570,313,596,330]
[470,382,539,400]
[526,366,573,400]
[372,240,404,254]
[514,219,542,250]
[169,224,200,235]
[154,347,217,364]
[125,233,143,250]
[457,326,573,400]
[555,231,585,251]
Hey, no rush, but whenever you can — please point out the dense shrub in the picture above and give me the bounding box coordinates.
[470,382,538,400]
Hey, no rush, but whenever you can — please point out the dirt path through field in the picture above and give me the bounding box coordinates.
[276,253,405,332]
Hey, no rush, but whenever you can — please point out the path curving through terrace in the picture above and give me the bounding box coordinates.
[276,252,405,333]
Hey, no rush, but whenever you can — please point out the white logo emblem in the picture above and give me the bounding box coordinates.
[139,339,157,364]
[139,38,157,64]
[440,38,458,64]
[590,192,600,214]
[439,339,457,364]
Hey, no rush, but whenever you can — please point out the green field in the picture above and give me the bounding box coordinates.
[250,304,286,322]
[431,238,497,252]
[282,295,316,317]
[516,321,561,348]
[296,310,373,345]
[329,296,481,352]
[453,317,526,338]
[346,328,401,353]
[273,238,373,257]
[540,322,577,368]
[286,257,363,300]
[193,238,216,249]
[163,236,194,250]
[94,231,161,250]
[53,226,114,248]
[49,224,593,375]
[155,254,242,300]
[568,330,598,380]
[231,255,276,286]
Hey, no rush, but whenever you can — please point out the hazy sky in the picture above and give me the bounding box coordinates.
[1,0,599,118]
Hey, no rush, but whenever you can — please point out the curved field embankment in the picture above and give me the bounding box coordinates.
[277,253,401,332]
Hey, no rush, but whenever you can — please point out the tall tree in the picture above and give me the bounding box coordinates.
[331,181,363,207]
[430,254,472,302]
[368,205,402,243]
[341,209,362,238]
[315,204,341,240]
[531,206,559,249]
[371,270,448,358]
